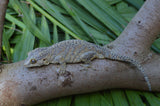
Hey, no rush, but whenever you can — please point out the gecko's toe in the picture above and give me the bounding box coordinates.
[58,68,66,75]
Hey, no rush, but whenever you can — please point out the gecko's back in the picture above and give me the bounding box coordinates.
[49,40,106,63]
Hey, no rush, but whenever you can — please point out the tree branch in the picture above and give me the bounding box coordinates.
[0,59,154,105]
[0,0,9,60]
[106,0,160,60]
[0,0,160,105]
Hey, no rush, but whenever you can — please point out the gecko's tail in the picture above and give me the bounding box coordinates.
[106,52,152,91]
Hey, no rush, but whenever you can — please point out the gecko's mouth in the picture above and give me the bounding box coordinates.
[24,61,34,67]
[24,64,39,68]
[24,61,43,67]
[24,61,29,67]
[24,63,32,67]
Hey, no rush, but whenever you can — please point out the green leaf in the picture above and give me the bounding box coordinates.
[124,0,144,9]
[77,0,123,36]
[105,0,122,5]
[92,0,128,27]
[10,0,51,45]
[3,23,15,61]
[3,30,11,61]
[5,13,25,29]
[13,29,35,62]
[47,99,57,106]
[53,24,58,43]
[152,38,160,50]
[103,91,114,106]
[13,6,35,62]
[125,90,144,106]
[65,32,70,40]
[63,0,115,38]
[39,16,51,47]
[101,93,111,106]
[5,23,15,39]
[87,26,113,45]
[89,93,102,106]
[151,45,160,53]
[116,2,137,21]
[60,0,98,43]
[28,0,82,40]
[74,94,90,106]
[111,90,129,106]
[143,92,160,106]
[57,96,72,106]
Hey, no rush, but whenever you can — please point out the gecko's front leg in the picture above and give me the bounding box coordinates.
[58,62,67,75]
[53,55,67,75]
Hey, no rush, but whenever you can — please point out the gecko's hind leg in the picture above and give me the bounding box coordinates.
[80,51,97,71]
[80,51,97,63]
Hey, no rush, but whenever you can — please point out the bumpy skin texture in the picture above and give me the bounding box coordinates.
[24,40,151,91]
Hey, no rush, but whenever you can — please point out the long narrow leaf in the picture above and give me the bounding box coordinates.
[5,13,25,29]
[64,0,115,38]
[60,0,98,43]
[10,0,51,45]
[27,0,82,40]
[143,92,160,106]
[3,30,11,61]
[13,6,35,62]
[53,24,58,43]
[103,91,114,106]
[40,16,51,47]
[13,29,35,62]
[92,0,128,27]
[74,94,90,106]
[124,0,144,9]
[57,96,72,106]
[125,90,144,106]
[111,90,129,106]
[77,0,123,36]
[89,93,102,106]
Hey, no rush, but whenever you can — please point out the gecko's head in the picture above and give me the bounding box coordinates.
[24,48,50,67]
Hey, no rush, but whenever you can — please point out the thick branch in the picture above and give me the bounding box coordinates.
[106,0,160,60]
[0,59,158,105]
[0,54,160,105]
[0,0,9,60]
[0,0,160,106]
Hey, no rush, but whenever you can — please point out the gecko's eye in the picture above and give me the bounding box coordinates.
[43,58,46,61]
[30,59,37,64]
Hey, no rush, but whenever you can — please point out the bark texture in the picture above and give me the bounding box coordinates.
[0,0,160,105]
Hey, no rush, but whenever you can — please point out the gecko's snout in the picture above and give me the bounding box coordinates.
[24,59,33,67]
[24,61,30,67]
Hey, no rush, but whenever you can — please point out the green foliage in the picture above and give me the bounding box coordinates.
[111,90,129,106]
[3,0,160,105]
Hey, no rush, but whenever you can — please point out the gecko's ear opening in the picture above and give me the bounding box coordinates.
[43,58,49,65]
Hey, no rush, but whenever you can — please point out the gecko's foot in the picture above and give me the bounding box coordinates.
[57,63,67,75]
[57,68,66,75]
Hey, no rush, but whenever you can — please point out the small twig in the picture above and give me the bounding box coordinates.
[0,0,9,61]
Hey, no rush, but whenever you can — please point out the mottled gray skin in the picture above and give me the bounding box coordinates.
[24,40,151,91]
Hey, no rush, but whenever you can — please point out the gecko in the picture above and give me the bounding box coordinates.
[24,40,151,91]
